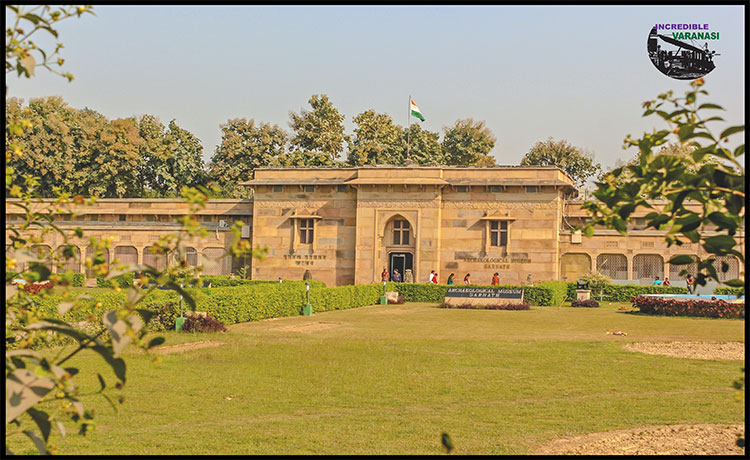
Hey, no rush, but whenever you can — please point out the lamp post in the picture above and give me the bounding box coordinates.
[380,280,388,305]
[303,280,313,316]
[175,283,186,331]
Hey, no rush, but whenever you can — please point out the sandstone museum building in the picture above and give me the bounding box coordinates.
[6,166,744,288]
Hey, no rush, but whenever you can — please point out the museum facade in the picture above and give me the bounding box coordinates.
[5,165,744,288]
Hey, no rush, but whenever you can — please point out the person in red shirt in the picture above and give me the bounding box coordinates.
[432,272,439,284]
[491,272,500,285]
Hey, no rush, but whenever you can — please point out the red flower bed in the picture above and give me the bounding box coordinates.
[632,296,744,319]
[24,280,53,295]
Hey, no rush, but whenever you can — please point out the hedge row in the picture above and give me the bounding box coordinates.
[632,296,745,319]
[96,273,135,288]
[30,282,381,331]
[714,286,745,297]
[386,281,569,306]
[565,282,689,302]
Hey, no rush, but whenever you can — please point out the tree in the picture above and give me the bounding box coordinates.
[582,79,744,289]
[138,116,206,197]
[347,109,405,165]
[403,124,444,165]
[520,137,601,188]
[208,118,287,198]
[441,118,496,166]
[288,94,347,165]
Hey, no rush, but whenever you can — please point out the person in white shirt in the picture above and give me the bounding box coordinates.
[428,270,436,283]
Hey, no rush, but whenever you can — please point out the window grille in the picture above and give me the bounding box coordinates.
[299,218,314,244]
[489,185,503,193]
[337,184,348,193]
[633,254,664,281]
[597,254,627,280]
[456,186,469,193]
[525,186,539,193]
[489,221,508,247]
[85,247,109,278]
[114,246,138,266]
[185,247,198,267]
[56,245,81,273]
[712,255,740,281]
[669,255,698,280]
[303,185,315,193]
[201,248,227,275]
[273,185,283,193]
[393,219,410,245]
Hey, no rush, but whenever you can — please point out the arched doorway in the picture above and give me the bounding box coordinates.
[384,214,415,281]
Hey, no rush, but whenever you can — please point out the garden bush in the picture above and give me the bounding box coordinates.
[566,282,689,302]
[182,314,227,333]
[632,296,744,319]
[570,299,600,308]
[387,282,559,306]
[714,286,744,297]
[438,302,530,310]
[96,273,135,288]
[71,273,85,287]
[200,275,326,288]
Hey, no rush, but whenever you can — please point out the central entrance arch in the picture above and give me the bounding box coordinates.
[389,252,413,281]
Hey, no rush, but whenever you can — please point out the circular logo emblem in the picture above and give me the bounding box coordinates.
[647,24,720,80]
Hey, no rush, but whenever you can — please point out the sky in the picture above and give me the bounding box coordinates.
[6,5,746,171]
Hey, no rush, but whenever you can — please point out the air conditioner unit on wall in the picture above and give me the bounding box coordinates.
[571,230,582,244]
[241,225,251,239]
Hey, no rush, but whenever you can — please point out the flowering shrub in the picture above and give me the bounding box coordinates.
[182,314,227,333]
[23,280,53,295]
[439,302,530,310]
[571,299,600,308]
[632,296,745,319]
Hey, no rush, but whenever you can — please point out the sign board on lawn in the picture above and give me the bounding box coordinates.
[444,287,525,307]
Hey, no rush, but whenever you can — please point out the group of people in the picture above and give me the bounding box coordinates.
[381,268,501,286]
[653,274,695,293]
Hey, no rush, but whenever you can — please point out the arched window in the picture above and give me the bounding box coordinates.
[85,246,110,278]
[185,247,198,267]
[393,219,411,245]
[114,246,138,267]
[202,248,227,275]
[712,255,740,282]
[143,246,167,271]
[633,254,664,282]
[596,254,628,280]
[669,254,698,280]
[56,245,81,273]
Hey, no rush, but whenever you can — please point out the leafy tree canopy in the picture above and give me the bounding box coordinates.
[520,137,601,188]
[288,94,347,165]
[441,118,496,166]
[347,109,405,165]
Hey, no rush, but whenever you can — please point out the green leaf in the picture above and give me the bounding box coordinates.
[723,279,745,288]
[675,213,701,232]
[6,369,56,424]
[703,235,737,255]
[719,125,744,139]
[22,430,48,455]
[148,337,165,349]
[669,255,696,265]
[707,212,738,231]
[26,408,52,442]
[21,13,43,25]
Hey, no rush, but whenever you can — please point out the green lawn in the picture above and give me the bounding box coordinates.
[8,302,745,455]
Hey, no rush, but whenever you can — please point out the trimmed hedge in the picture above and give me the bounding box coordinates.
[633,296,745,319]
[96,273,135,288]
[714,286,744,297]
[566,282,689,302]
[386,282,563,306]
[30,282,381,331]
[72,273,85,287]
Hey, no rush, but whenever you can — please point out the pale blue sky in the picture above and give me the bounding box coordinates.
[6,5,745,170]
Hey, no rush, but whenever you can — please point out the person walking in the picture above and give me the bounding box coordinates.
[464,273,471,285]
[653,276,662,286]
[392,269,402,282]
[381,268,389,282]
[447,273,455,285]
[686,274,694,294]
[428,270,436,283]
[432,272,439,284]
[491,272,500,285]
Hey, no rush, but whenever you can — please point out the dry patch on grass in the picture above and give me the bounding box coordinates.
[622,341,744,361]
[536,424,745,455]
[155,340,228,354]
[276,321,343,333]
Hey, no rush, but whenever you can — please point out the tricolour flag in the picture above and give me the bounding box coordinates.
[410,98,425,122]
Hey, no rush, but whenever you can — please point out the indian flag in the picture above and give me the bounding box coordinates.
[410,98,425,122]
